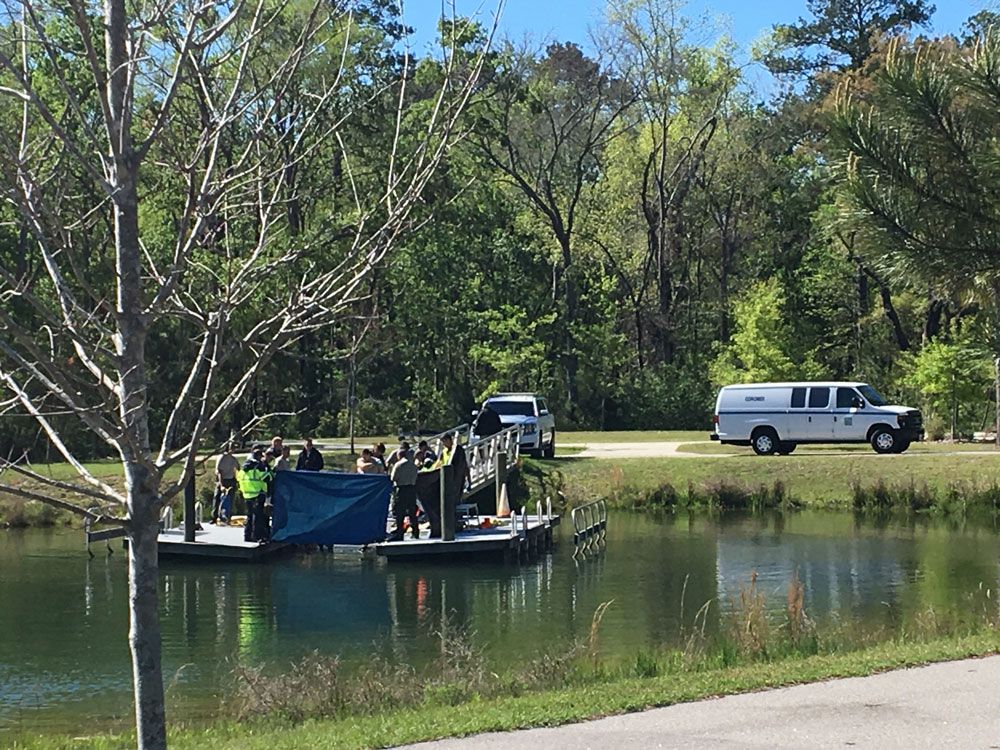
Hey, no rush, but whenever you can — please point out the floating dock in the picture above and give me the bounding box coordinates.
[373,512,560,561]
[157,524,291,562]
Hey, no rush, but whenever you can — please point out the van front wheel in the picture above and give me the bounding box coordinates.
[777,442,797,455]
[870,427,897,454]
[751,428,779,456]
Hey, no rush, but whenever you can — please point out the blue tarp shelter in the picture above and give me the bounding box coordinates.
[271,471,391,545]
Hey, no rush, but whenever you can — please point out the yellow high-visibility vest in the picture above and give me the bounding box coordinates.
[237,466,270,498]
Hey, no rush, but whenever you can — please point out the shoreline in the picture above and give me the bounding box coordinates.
[10,632,1000,749]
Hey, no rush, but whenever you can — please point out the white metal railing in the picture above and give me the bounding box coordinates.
[571,499,607,557]
[466,424,521,492]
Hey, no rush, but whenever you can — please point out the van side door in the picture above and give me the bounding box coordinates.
[832,387,864,441]
[806,387,833,439]
[786,387,809,440]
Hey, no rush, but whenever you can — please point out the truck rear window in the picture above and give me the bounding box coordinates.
[487,400,536,417]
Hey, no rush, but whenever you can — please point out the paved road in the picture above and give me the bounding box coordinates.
[574,441,713,458]
[403,656,1000,749]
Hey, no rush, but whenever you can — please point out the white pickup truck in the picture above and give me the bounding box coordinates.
[474,393,556,458]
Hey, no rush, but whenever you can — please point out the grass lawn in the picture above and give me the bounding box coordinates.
[539,450,1000,507]
[11,632,1000,750]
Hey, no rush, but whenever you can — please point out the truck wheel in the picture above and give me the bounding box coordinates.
[543,432,556,459]
[751,428,779,456]
[870,427,897,454]
[893,440,911,454]
[777,442,797,455]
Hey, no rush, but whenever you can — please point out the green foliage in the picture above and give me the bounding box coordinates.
[469,307,557,401]
[710,278,821,386]
[831,32,1000,280]
[905,330,993,437]
[764,0,933,77]
[4,3,996,458]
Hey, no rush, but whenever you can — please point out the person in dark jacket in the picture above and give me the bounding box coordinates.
[296,438,324,471]
[473,404,502,438]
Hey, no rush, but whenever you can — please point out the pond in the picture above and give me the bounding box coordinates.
[2,510,999,734]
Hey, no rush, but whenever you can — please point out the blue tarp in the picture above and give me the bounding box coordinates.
[271,471,391,545]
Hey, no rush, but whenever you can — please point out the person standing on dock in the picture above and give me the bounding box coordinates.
[373,442,388,473]
[267,435,283,462]
[387,440,412,469]
[274,445,292,472]
[415,439,436,464]
[473,404,502,439]
[212,443,239,524]
[238,445,273,543]
[389,451,420,540]
[296,438,324,471]
[356,448,380,474]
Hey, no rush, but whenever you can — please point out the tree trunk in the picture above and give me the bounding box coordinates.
[860,265,909,351]
[558,235,579,412]
[994,356,999,448]
[107,0,166,736]
[127,490,167,750]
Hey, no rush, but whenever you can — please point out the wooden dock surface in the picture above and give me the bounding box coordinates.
[374,514,560,560]
[157,524,291,561]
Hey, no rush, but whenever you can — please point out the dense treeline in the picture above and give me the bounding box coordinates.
[3,0,998,458]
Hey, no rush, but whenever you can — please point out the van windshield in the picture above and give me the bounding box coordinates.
[487,400,535,417]
[858,385,887,407]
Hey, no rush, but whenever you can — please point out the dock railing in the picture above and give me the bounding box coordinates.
[571,499,607,557]
[466,424,521,495]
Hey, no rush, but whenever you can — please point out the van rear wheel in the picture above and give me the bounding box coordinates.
[870,427,897,454]
[751,428,779,456]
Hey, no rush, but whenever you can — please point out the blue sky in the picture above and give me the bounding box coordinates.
[399,0,992,58]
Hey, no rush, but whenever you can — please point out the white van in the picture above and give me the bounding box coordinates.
[710,382,923,455]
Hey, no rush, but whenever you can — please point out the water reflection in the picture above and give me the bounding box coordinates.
[3,510,1000,733]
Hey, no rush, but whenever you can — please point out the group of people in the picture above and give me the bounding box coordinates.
[212,436,325,542]
[355,439,438,475]
[210,430,476,545]
[381,434,469,542]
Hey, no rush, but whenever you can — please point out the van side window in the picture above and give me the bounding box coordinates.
[808,387,830,408]
[836,388,858,409]
[790,388,806,408]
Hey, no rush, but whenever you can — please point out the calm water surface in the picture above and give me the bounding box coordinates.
[2,510,999,733]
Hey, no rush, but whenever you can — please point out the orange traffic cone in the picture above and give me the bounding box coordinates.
[497,483,511,517]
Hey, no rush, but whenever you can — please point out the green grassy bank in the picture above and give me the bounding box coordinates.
[528,450,1000,512]
[11,631,1000,750]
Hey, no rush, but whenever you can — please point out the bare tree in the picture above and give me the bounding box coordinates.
[0,1,496,747]
[475,40,634,413]
[599,0,719,365]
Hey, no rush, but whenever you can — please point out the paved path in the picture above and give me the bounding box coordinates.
[575,441,712,458]
[403,656,1000,749]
